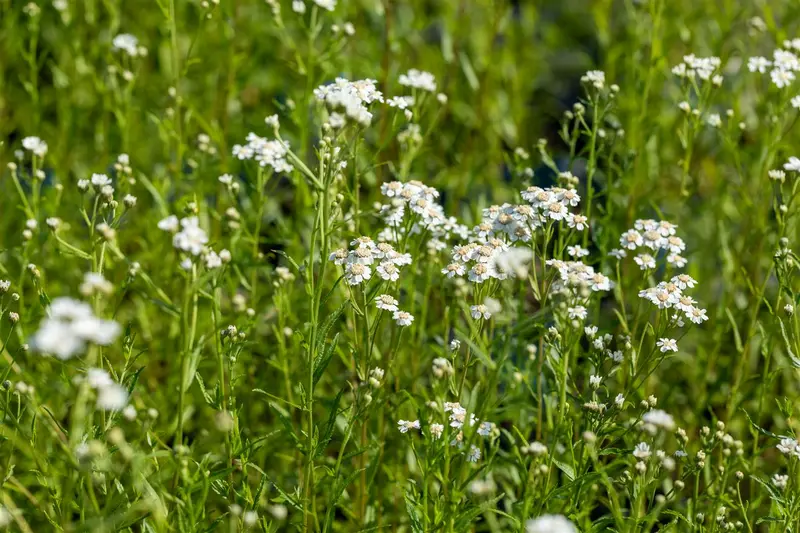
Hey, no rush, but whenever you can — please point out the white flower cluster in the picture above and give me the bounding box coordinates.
[330,236,412,286]
[748,44,800,89]
[638,273,708,325]
[671,54,722,83]
[112,33,145,57]
[157,215,229,269]
[30,297,122,359]
[86,368,129,411]
[378,180,467,251]
[581,70,606,89]
[314,78,384,126]
[545,260,613,293]
[22,136,48,157]
[398,69,437,92]
[398,401,494,463]
[612,219,687,268]
[232,133,293,173]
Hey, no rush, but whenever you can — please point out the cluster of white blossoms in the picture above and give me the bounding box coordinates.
[158,215,230,270]
[22,136,48,157]
[398,401,494,463]
[612,219,687,269]
[378,180,468,251]
[440,182,594,286]
[30,298,121,360]
[231,132,293,173]
[314,78,384,126]
[638,273,708,325]
[580,70,606,89]
[748,42,800,89]
[671,54,723,84]
[330,236,412,286]
[546,260,613,293]
[398,69,437,93]
[86,368,129,411]
[112,33,145,57]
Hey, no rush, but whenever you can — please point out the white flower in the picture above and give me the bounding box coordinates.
[399,69,437,92]
[96,382,128,411]
[397,419,420,433]
[376,261,400,281]
[633,442,651,459]
[344,263,371,285]
[773,473,789,490]
[470,304,491,320]
[205,251,222,269]
[777,437,800,456]
[467,444,481,462]
[567,306,587,320]
[642,409,676,431]
[375,294,399,312]
[567,245,589,258]
[173,217,209,256]
[387,96,415,109]
[634,253,656,270]
[589,375,602,388]
[656,338,678,353]
[292,0,306,13]
[785,156,800,172]
[477,421,494,436]
[22,136,48,156]
[748,56,771,73]
[792,96,800,109]
[30,298,121,359]
[525,515,577,533]
[112,33,141,57]
[615,394,625,408]
[393,310,414,326]
[581,70,606,89]
[157,215,179,232]
[620,230,643,250]
[429,423,444,439]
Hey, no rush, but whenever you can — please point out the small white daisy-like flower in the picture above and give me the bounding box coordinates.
[567,306,587,321]
[656,338,678,353]
[429,423,444,439]
[397,419,420,433]
[633,442,651,459]
[634,253,656,270]
[615,394,625,407]
[470,304,491,320]
[609,248,627,259]
[620,230,643,250]
[477,421,494,437]
[567,245,589,258]
[344,263,371,285]
[589,375,602,388]
[773,473,789,490]
[393,310,414,327]
[376,261,400,281]
[375,294,399,312]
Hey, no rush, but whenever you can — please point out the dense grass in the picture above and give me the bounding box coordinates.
[1,0,800,531]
